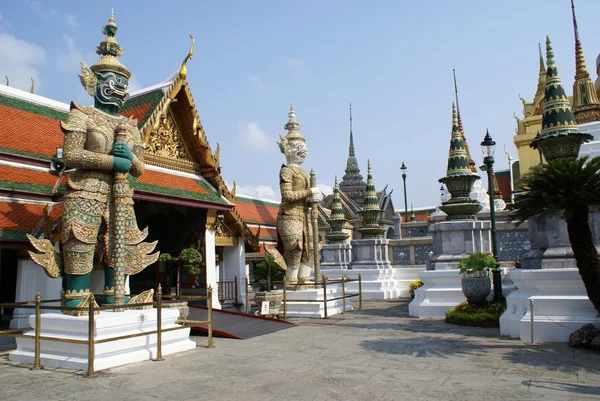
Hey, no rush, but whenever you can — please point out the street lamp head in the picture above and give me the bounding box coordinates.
[400,162,407,178]
[480,129,496,158]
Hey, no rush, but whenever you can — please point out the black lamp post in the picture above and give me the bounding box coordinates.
[481,130,502,301]
[401,162,408,223]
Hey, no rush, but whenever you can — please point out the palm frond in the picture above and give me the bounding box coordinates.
[512,156,600,224]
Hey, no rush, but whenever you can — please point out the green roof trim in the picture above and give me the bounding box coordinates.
[0,180,62,196]
[243,219,276,226]
[0,229,29,242]
[0,146,52,161]
[121,89,165,128]
[234,196,280,208]
[0,93,68,120]
[128,175,228,205]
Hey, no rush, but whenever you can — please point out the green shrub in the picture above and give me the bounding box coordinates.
[445,300,506,327]
[408,279,423,299]
[178,247,203,276]
[457,252,496,278]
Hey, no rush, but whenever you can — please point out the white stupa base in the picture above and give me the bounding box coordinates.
[320,267,421,299]
[9,308,196,371]
[409,268,513,319]
[284,288,353,318]
[408,270,465,319]
[500,268,600,343]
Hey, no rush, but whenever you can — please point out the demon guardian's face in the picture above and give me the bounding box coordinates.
[95,71,129,109]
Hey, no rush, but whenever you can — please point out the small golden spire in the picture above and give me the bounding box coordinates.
[571,0,589,79]
[179,34,195,80]
[30,78,34,94]
[538,42,544,74]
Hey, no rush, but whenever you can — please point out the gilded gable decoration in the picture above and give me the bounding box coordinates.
[146,111,191,161]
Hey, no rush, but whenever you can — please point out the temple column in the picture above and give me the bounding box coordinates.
[10,258,62,329]
[204,228,220,309]
[222,239,247,308]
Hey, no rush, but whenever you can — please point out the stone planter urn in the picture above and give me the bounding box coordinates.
[254,291,283,317]
[461,277,491,306]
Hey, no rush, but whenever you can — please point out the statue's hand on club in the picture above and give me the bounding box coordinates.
[310,187,322,203]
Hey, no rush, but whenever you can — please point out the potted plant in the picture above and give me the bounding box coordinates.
[251,254,285,316]
[178,247,203,277]
[457,252,496,305]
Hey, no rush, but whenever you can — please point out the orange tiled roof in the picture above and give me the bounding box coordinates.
[0,103,64,160]
[234,197,279,225]
[129,169,227,205]
[0,165,62,195]
[248,225,277,238]
[121,103,152,125]
[0,202,61,241]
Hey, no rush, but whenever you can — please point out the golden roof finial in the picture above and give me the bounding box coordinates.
[571,0,589,79]
[30,78,34,94]
[538,42,544,74]
[108,8,116,27]
[179,34,195,80]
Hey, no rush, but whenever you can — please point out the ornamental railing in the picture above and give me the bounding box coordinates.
[244,274,362,319]
[0,284,215,377]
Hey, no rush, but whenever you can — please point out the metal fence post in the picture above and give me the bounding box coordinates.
[283,276,287,320]
[87,294,95,377]
[322,275,328,319]
[154,284,164,361]
[529,299,535,344]
[234,275,239,304]
[31,292,42,371]
[60,288,65,313]
[245,277,249,315]
[207,285,215,348]
[341,275,346,313]
[358,273,362,310]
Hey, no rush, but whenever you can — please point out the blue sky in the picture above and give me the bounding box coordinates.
[2,0,600,209]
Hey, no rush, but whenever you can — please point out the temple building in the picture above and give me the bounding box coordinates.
[513,1,600,178]
[321,105,397,239]
[0,35,276,324]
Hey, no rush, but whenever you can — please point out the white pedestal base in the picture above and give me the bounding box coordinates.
[499,269,600,343]
[321,268,422,299]
[409,268,512,319]
[9,308,196,371]
[10,259,63,329]
[284,288,353,318]
[408,270,465,319]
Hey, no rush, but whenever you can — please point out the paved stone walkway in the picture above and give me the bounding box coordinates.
[0,300,599,401]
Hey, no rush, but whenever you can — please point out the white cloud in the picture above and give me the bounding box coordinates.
[239,122,274,151]
[288,58,305,72]
[248,75,266,89]
[65,14,78,27]
[236,184,280,201]
[56,34,84,73]
[0,33,46,91]
[317,184,333,197]
[25,0,42,14]
[129,75,142,92]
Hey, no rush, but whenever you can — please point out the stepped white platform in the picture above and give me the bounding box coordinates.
[409,268,512,319]
[320,267,422,299]
[500,268,600,343]
[9,308,197,371]
[408,270,465,319]
[283,287,353,318]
